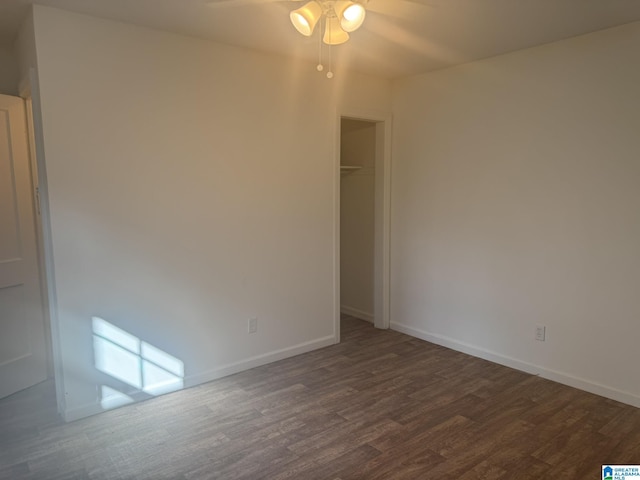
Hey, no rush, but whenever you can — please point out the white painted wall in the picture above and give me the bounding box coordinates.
[340,120,376,321]
[30,5,391,420]
[392,21,640,406]
[14,13,36,83]
[0,42,18,95]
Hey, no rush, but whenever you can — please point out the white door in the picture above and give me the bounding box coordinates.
[0,94,48,399]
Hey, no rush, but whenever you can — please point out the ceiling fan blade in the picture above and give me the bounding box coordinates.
[365,0,438,16]
[206,0,294,9]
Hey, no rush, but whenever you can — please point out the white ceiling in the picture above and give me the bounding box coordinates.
[2,0,640,78]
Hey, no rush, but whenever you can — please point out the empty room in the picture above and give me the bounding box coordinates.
[1,0,640,478]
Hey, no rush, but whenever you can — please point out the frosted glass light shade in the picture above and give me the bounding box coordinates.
[340,3,366,32]
[290,1,323,36]
[324,16,349,45]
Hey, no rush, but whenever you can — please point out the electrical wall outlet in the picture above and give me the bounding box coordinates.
[535,325,546,342]
[248,317,258,334]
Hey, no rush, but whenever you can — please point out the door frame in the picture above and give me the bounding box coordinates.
[334,110,392,342]
[19,68,65,415]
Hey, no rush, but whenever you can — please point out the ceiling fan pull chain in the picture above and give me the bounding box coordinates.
[327,12,334,79]
[317,14,324,72]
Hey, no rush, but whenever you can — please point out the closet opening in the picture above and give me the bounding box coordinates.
[335,114,391,342]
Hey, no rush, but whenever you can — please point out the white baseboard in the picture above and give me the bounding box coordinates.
[64,402,103,422]
[391,321,640,409]
[186,335,336,387]
[63,335,336,422]
[340,305,374,323]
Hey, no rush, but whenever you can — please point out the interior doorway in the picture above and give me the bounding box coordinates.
[335,113,391,341]
[0,93,49,399]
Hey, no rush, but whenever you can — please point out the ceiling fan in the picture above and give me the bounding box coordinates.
[206,0,430,77]
[207,0,368,44]
[206,0,428,18]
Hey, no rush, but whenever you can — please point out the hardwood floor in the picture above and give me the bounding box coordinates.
[1,315,639,479]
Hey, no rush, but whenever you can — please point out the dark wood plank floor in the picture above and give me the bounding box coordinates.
[1,315,639,479]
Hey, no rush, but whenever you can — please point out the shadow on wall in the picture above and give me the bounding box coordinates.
[92,317,184,410]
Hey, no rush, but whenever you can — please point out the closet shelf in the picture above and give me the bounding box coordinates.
[340,165,363,172]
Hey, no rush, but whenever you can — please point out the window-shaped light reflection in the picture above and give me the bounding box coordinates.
[141,341,184,395]
[101,385,134,410]
[92,317,184,410]
[93,319,142,388]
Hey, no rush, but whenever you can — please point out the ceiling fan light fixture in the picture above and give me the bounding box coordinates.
[290,1,323,36]
[324,15,350,45]
[339,2,366,33]
[289,0,367,77]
